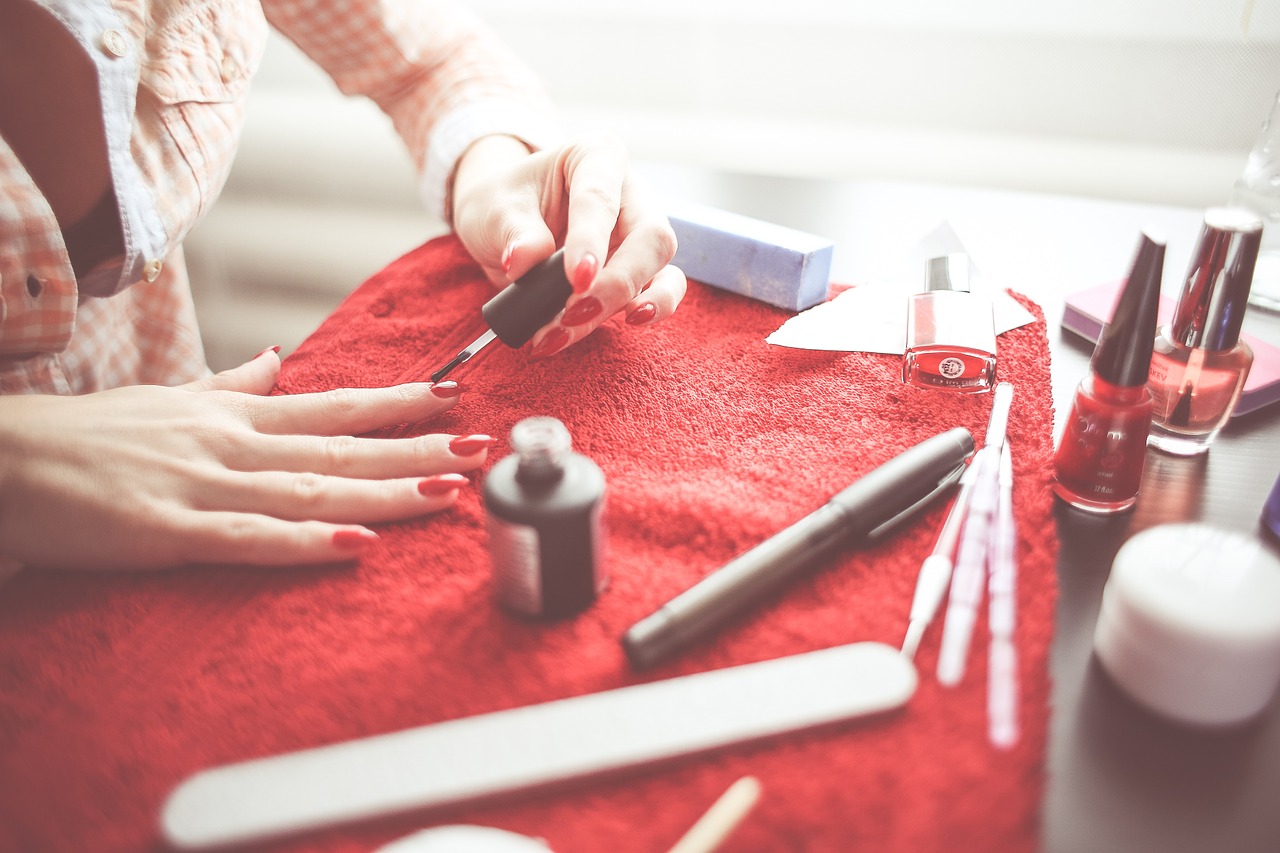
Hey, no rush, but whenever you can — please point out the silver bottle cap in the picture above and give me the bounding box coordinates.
[923,253,972,294]
[1170,207,1263,351]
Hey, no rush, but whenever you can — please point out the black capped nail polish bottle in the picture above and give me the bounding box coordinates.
[484,417,607,619]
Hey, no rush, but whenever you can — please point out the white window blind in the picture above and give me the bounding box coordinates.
[466,0,1280,205]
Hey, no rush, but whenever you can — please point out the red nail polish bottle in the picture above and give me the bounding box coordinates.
[483,417,606,619]
[1148,208,1262,456]
[903,253,997,393]
[1054,230,1166,514]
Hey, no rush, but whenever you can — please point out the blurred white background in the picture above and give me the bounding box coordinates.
[186,0,1280,370]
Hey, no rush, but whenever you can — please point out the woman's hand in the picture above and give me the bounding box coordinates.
[450,133,686,357]
[0,350,490,571]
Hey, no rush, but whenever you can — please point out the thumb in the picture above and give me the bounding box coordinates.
[500,230,559,284]
[180,347,281,395]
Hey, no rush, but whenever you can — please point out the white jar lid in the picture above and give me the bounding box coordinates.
[1093,523,1280,726]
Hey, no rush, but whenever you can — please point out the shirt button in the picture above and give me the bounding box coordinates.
[220,56,239,82]
[101,29,130,58]
[143,259,163,282]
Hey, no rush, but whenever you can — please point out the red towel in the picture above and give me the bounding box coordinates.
[0,235,1058,852]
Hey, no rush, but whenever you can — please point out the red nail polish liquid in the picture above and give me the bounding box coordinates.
[483,417,606,619]
[1054,230,1165,514]
[903,253,997,393]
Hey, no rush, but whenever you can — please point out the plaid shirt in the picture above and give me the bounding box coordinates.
[0,0,557,394]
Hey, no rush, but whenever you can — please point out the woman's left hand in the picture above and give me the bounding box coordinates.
[449,133,686,357]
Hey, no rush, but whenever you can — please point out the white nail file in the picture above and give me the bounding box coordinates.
[161,641,916,850]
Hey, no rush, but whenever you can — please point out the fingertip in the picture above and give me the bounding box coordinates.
[625,302,658,326]
[418,473,470,496]
[502,233,558,282]
[571,252,598,293]
[430,380,463,400]
[448,434,495,456]
[530,327,572,359]
[332,527,379,553]
[621,265,685,329]
[184,347,281,393]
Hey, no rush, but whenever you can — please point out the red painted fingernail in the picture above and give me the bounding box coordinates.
[418,473,469,495]
[253,345,281,360]
[626,302,658,326]
[531,327,572,358]
[449,434,495,456]
[333,528,378,551]
[431,380,462,398]
[501,243,515,274]
[572,253,598,293]
[561,296,603,327]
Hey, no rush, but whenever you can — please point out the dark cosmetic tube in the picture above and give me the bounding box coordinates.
[623,427,975,668]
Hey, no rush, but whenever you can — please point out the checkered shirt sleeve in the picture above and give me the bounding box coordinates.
[261,0,562,219]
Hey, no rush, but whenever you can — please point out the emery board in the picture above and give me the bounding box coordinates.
[161,641,915,850]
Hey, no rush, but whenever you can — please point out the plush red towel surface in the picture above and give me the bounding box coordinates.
[0,235,1058,852]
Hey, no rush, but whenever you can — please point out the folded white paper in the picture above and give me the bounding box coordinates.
[766,285,1036,354]
[765,221,1036,354]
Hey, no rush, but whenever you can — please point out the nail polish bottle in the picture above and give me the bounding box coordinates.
[1147,208,1262,455]
[484,416,606,619]
[903,253,997,393]
[1263,468,1280,542]
[1053,230,1165,514]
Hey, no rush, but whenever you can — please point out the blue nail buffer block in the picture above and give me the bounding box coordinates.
[668,202,835,312]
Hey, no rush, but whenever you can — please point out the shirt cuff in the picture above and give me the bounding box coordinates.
[420,99,563,224]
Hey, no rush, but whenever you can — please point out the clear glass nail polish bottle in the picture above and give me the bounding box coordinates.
[1054,230,1165,514]
[1148,208,1263,455]
[903,253,997,393]
[484,416,607,619]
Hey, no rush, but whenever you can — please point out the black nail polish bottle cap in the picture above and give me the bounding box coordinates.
[1092,230,1166,387]
[483,249,572,347]
[1170,207,1263,352]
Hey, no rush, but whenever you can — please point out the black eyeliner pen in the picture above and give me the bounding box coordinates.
[622,427,975,669]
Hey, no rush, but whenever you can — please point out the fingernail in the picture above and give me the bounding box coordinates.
[418,473,469,495]
[431,380,462,399]
[253,345,281,360]
[501,243,516,274]
[449,434,495,456]
[572,253,598,293]
[333,528,378,551]
[531,327,571,358]
[625,302,658,326]
[561,296,603,327]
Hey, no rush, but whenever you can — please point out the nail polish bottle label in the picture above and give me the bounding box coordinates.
[487,516,545,615]
[486,497,606,618]
[1053,380,1152,513]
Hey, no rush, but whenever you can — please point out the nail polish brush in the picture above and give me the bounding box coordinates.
[937,382,1014,685]
[430,249,572,383]
[901,455,980,660]
[901,381,1013,661]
